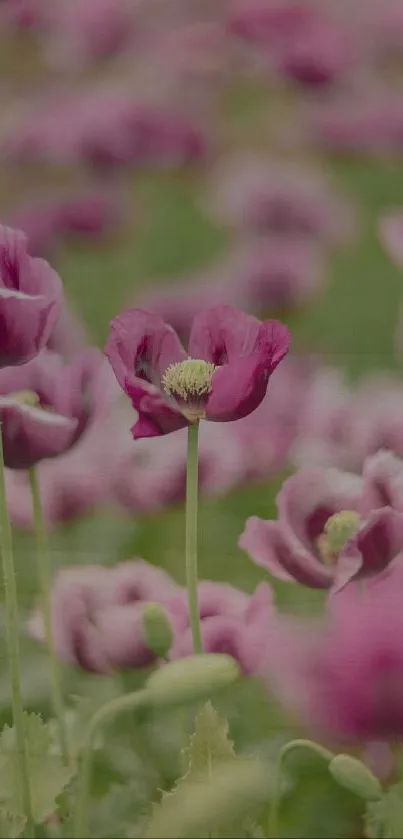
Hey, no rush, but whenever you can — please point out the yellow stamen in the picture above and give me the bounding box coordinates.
[162,359,217,420]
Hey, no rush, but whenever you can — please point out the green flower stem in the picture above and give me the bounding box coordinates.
[28,467,70,770]
[0,429,34,838]
[186,421,203,654]
[74,689,148,838]
[268,739,334,838]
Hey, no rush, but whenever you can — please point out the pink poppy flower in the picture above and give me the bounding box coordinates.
[0,347,104,469]
[267,563,403,742]
[0,225,63,367]
[170,580,276,675]
[228,1,356,87]
[43,0,136,71]
[105,305,290,440]
[221,237,326,314]
[204,154,355,246]
[28,560,183,673]
[240,460,403,592]
[309,91,403,157]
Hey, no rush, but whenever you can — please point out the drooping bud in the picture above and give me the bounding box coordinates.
[329,754,383,802]
[162,358,217,421]
[324,511,361,555]
[142,602,174,658]
[146,654,240,707]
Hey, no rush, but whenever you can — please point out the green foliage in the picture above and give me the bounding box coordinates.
[184,702,236,778]
[89,782,150,839]
[145,702,266,838]
[329,755,383,802]
[0,810,26,838]
[365,784,403,839]
[0,712,74,824]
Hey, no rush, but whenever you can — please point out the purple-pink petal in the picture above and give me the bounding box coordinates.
[0,400,78,470]
[125,377,187,440]
[188,305,264,363]
[333,507,403,592]
[240,516,331,588]
[277,467,363,550]
[105,308,187,390]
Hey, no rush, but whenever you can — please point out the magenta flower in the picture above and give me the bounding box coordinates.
[267,564,403,742]
[7,189,126,255]
[170,580,276,675]
[5,404,116,528]
[0,225,63,367]
[43,0,135,71]
[105,305,290,440]
[240,463,403,592]
[222,238,326,315]
[204,154,356,246]
[28,560,183,673]
[0,347,104,469]
[2,88,208,172]
[309,91,403,158]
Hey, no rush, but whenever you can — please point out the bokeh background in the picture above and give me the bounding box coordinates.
[1,1,403,835]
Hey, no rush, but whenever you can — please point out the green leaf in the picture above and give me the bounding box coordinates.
[145,758,269,839]
[146,703,265,838]
[365,784,403,838]
[0,712,74,824]
[49,696,104,759]
[185,702,236,779]
[0,810,26,838]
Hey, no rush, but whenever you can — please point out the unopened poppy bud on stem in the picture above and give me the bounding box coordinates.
[329,754,383,801]
[145,654,240,706]
[142,602,174,658]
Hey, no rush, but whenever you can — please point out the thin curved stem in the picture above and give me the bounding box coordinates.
[0,428,34,837]
[186,422,202,654]
[73,689,148,838]
[268,739,334,838]
[28,467,70,769]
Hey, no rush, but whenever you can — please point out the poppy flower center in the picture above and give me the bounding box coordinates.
[317,510,361,567]
[162,358,217,421]
[10,390,40,407]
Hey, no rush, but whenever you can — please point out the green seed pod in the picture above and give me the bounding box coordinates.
[329,754,383,801]
[146,654,240,707]
[142,602,174,658]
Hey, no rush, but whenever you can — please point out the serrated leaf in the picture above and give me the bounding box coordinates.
[185,702,236,779]
[0,809,26,838]
[365,785,403,838]
[146,703,264,838]
[145,758,268,839]
[0,712,74,823]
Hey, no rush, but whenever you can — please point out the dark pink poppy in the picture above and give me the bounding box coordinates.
[105,305,290,439]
